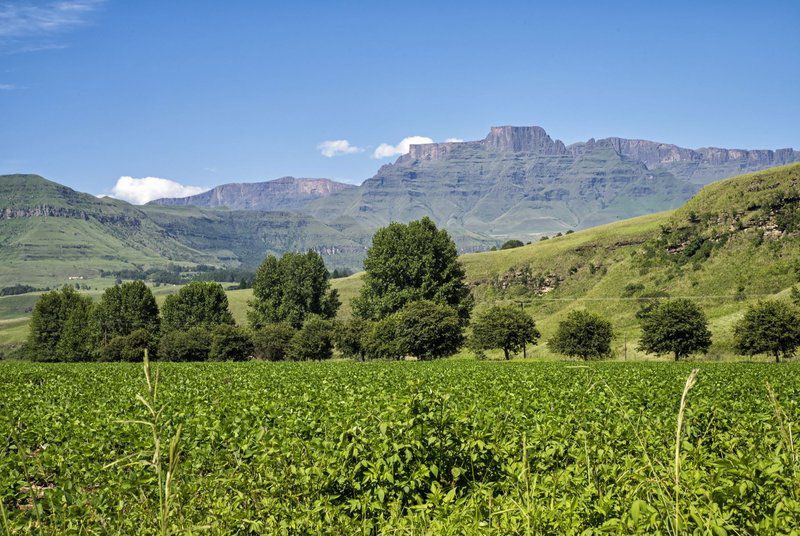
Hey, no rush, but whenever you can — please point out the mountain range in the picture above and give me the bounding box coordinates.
[155,125,800,242]
[1,125,798,287]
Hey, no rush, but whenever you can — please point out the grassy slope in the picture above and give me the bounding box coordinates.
[3,165,799,360]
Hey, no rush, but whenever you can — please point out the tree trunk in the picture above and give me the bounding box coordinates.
[674,352,680,362]
[503,348,510,360]
[775,352,781,364]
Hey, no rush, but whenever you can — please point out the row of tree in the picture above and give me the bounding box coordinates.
[23,216,800,362]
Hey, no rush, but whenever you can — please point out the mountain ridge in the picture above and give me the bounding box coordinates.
[148,176,353,211]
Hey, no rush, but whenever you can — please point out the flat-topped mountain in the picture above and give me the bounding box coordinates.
[149,176,353,211]
[305,125,799,241]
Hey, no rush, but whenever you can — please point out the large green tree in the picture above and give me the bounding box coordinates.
[161,282,234,332]
[638,299,712,361]
[352,217,473,322]
[28,286,94,361]
[287,315,335,361]
[548,310,613,360]
[248,251,339,329]
[471,305,540,360]
[95,280,160,344]
[734,300,800,362]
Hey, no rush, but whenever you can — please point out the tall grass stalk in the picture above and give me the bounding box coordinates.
[674,368,699,533]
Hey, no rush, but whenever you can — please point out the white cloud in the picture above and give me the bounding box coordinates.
[0,0,104,52]
[372,136,434,159]
[0,83,14,90]
[317,139,363,158]
[445,137,464,143]
[109,176,208,205]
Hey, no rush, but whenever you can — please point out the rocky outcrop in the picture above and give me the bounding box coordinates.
[0,205,141,227]
[150,177,353,210]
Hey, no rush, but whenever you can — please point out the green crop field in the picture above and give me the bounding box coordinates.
[1,360,799,533]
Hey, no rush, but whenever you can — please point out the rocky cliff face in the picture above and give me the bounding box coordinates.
[306,125,799,243]
[400,126,799,185]
[150,176,353,210]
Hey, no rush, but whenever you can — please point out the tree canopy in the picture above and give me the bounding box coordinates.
[638,299,711,360]
[500,239,525,250]
[471,305,540,360]
[161,282,234,332]
[28,286,94,362]
[734,300,800,362]
[548,310,613,360]
[352,217,473,322]
[95,281,160,344]
[248,251,339,329]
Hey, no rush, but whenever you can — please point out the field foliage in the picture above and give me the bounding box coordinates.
[1,361,799,533]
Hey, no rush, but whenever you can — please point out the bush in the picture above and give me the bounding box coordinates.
[287,316,335,361]
[209,325,254,362]
[252,323,296,361]
[100,329,158,362]
[394,300,464,360]
[470,305,540,360]
[500,239,524,250]
[548,310,614,360]
[362,316,404,360]
[94,281,160,344]
[334,317,371,361]
[158,327,213,362]
[638,299,712,361]
[734,300,800,362]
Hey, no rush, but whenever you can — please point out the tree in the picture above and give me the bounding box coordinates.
[95,281,160,345]
[353,217,473,322]
[99,329,158,362]
[394,300,464,360]
[27,286,94,361]
[500,239,525,250]
[158,327,213,362]
[638,299,712,361]
[54,294,96,362]
[252,323,296,361]
[287,315,335,361]
[471,305,541,360]
[548,310,613,360]
[209,325,254,361]
[161,282,234,332]
[248,251,339,329]
[734,300,800,362]
[334,317,372,361]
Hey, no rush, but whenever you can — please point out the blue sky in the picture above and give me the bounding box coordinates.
[1,0,798,202]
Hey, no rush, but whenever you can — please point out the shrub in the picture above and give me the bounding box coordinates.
[638,299,712,361]
[287,316,335,361]
[470,305,540,360]
[393,300,464,360]
[734,300,800,362]
[500,239,524,250]
[252,323,296,361]
[158,327,213,362]
[209,325,254,362]
[362,316,404,360]
[334,317,372,361]
[100,329,158,362]
[548,310,614,360]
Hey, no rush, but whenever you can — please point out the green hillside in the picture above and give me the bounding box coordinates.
[3,164,798,358]
[0,174,368,287]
